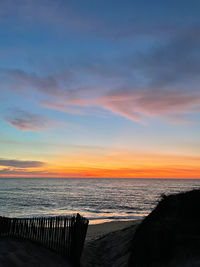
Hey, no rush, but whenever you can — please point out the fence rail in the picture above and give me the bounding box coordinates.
[0,213,88,266]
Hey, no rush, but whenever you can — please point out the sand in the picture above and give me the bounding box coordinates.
[86,220,139,242]
[0,238,72,267]
[0,220,141,267]
[81,220,141,267]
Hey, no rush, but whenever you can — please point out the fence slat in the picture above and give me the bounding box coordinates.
[0,214,88,266]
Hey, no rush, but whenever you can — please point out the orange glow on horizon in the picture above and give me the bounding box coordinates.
[1,152,200,178]
[1,166,200,179]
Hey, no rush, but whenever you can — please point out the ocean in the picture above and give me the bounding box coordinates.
[0,178,200,224]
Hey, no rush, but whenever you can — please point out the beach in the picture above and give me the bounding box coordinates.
[81,219,141,267]
[1,190,200,267]
[0,238,72,267]
[86,220,138,242]
[0,219,141,267]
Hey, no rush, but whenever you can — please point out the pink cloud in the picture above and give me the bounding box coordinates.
[41,99,109,118]
[41,102,87,115]
[41,89,200,123]
[97,90,200,122]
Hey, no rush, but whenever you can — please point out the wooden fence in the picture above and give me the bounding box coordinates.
[0,213,88,266]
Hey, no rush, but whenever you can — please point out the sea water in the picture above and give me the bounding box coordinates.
[0,178,200,224]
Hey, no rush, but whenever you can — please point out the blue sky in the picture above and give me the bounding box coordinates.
[0,0,200,177]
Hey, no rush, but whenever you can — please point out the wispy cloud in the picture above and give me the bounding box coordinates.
[0,168,87,177]
[1,27,200,124]
[98,89,200,122]
[0,0,99,34]
[4,109,54,131]
[0,0,191,40]
[1,69,61,96]
[137,27,200,88]
[40,89,200,123]
[0,158,45,168]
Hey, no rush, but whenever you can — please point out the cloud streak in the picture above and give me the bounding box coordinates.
[0,168,88,177]
[1,69,61,96]
[98,89,200,122]
[1,27,200,123]
[0,0,193,40]
[0,158,45,168]
[40,89,200,123]
[137,27,200,88]
[5,109,54,131]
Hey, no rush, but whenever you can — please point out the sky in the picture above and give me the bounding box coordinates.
[0,0,200,178]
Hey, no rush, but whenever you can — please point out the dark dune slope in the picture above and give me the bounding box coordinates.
[129,189,200,267]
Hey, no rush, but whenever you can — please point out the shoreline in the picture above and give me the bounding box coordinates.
[86,219,142,242]
[87,218,142,226]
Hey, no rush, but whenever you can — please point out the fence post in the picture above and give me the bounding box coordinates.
[70,213,88,267]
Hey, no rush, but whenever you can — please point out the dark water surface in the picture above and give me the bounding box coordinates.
[0,178,200,224]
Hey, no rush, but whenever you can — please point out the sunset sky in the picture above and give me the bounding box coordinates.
[0,0,200,178]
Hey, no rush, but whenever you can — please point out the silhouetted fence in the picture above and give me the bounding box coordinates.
[0,213,88,266]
